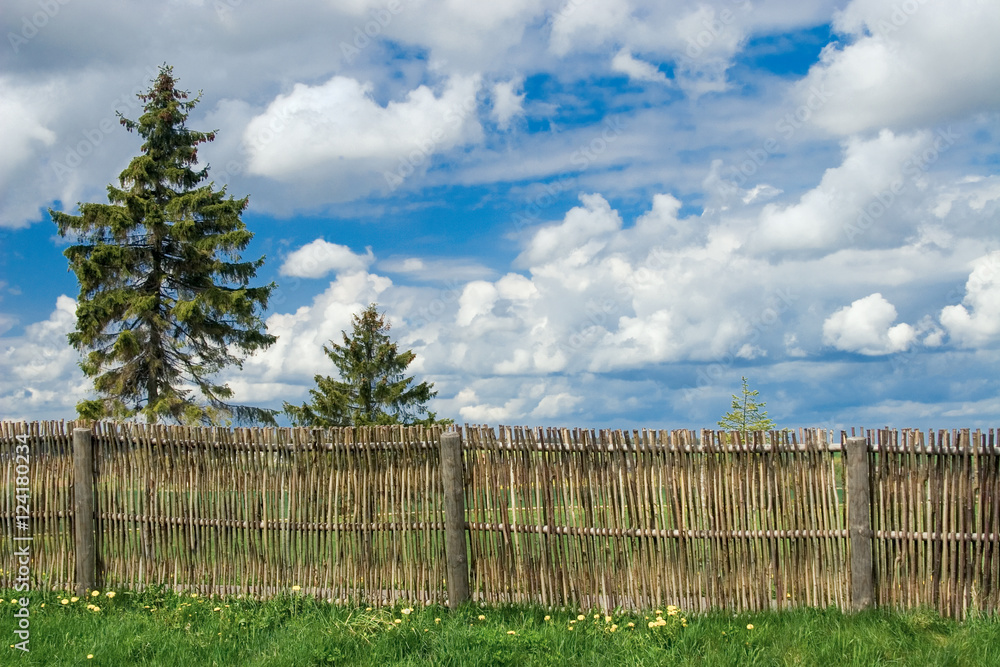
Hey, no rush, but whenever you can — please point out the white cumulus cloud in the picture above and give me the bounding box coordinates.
[280,240,374,278]
[798,0,1000,134]
[822,292,917,355]
[518,193,621,269]
[940,251,1000,348]
[244,74,482,185]
[755,130,928,252]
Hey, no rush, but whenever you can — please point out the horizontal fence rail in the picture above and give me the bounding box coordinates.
[0,421,997,619]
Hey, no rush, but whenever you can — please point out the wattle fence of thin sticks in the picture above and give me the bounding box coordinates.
[866,428,1000,618]
[0,421,450,605]
[0,421,998,619]
[462,427,849,613]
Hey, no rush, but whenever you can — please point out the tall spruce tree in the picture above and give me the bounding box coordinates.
[718,376,777,442]
[284,304,446,426]
[51,64,277,425]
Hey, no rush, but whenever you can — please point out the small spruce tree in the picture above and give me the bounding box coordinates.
[51,64,277,425]
[717,376,777,442]
[284,304,448,426]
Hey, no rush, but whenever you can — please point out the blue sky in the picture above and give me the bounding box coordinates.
[1,0,999,430]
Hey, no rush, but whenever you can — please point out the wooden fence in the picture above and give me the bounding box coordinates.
[0,421,998,619]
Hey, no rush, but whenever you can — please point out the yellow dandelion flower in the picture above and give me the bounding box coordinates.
[648,621,656,628]
[478,614,486,620]
[655,609,662,615]
[190,593,198,598]
[747,624,754,630]
[507,630,516,635]
[435,618,441,624]
[105,591,115,598]
[568,626,574,631]
[213,607,221,612]
[543,615,550,621]
[91,590,100,597]
[61,599,69,605]
[577,614,585,621]
[292,586,301,591]
[628,622,635,628]
[605,615,612,623]
[40,604,45,608]
[366,607,372,611]
[593,614,600,619]
[87,655,94,659]
[394,619,402,624]
[91,606,100,612]
[71,597,79,602]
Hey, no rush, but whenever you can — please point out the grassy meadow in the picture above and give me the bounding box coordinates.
[2,586,999,666]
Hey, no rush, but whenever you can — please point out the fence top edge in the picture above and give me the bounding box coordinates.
[1,422,997,454]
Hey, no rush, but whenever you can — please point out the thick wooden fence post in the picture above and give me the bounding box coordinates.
[440,431,469,609]
[846,435,874,611]
[73,428,96,597]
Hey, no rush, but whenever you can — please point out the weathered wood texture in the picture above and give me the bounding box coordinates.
[440,431,470,609]
[0,421,998,619]
[73,428,95,596]
[845,436,873,611]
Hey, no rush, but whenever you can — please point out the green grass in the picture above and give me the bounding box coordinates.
[2,587,999,666]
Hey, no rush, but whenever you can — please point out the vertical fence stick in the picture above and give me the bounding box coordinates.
[846,436,874,611]
[73,427,96,597]
[441,431,470,609]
